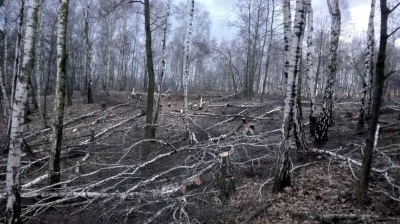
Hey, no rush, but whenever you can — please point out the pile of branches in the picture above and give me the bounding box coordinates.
[0,102,283,223]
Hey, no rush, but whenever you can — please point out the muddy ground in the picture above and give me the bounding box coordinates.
[0,91,399,224]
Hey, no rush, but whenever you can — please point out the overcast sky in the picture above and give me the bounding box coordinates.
[196,0,372,40]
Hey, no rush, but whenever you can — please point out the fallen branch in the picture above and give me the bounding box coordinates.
[20,112,147,189]
[207,103,268,108]
[209,120,244,142]
[293,213,400,222]
[206,109,248,131]
[241,203,271,224]
[203,87,244,104]
[257,106,282,118]
[25,103,132,139]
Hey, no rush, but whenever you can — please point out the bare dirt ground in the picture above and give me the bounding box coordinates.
[0,91,399,223]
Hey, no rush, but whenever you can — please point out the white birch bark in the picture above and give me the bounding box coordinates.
[6,0,40,222]
[183,0,194,141]
[358,0,375,129]
[315,0,341,145]
[273,0,307,193]
[10,0,24,108]
[0,0,10,116]
[35,0,46,127]
[48,0,69,186]
[282,0,293,81]
[306,0,317,135]
[153,0,171,127]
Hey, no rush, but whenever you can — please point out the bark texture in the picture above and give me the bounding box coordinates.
[6,0,40,222]
[183,0,195,142]
[357,0,389,204]
[48,0,69,186]
[306,0,317,136]
[85,0,93,104]
[315,0,341,145]
[142,0,156,159]
[0,0,10,116]
[273,0,307,193]
[358,0,375,129]
[153,0,171,131]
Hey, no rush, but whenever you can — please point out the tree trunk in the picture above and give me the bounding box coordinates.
[5,0,25,154]
[357,0,390,204]
[0,0,10,116]
[6,0,40,222]
[306,0,317,136]
[48,0,69,186]
[183,0,195,142]
[34,0,46,128]
[294,57,307,151]
[153,0,171,134]
[358,0,375,130]
[282,0,292,81]
[142,0,156,159]
[273,0,307,193]
[228,51,238,93]
[315,0,341,145]
[85,0,93,104]
[10,0,24,107]
[261,0,275,102]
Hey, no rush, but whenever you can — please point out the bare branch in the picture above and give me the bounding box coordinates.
[388,2,400,14]
[384,70,397,79]
[387,25,400,38]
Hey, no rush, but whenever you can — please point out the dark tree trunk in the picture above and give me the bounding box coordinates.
[357,0,390,204]
[142,0,156,160]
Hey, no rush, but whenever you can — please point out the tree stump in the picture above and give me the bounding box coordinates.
[101,102,106,111]
[218,152,236,202]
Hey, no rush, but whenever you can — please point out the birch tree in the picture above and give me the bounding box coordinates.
[306,0,317,136]
[273,0,307,193]
[315,0,341,145]
[358,0,375,129]
[183,0,195,142]
[282,0,292,81]
[5,0,25,154]
[153,0,171,129]
[48,0,69,186]
[5,0,40,222]
[35,0,47,128]
[85,0,93,104]
[0,0,10,117]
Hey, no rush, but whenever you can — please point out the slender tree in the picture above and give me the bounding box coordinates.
[35,0,47,128]
[183,0,195,142]
[5,0,40,222]
[282,0,292,81]
[153,0,171,130]
[48,0,69,186]
[315,0,341,145]
[306,0,317,136]
[85,0,93,104]
[0,0,10,117]
[358,0,376,129]
[273,0,307,193]
[142,0,156,159]
[10,0,25,106]
[5,0,24,154]
[357,0,400,204]
[260,0,275,102]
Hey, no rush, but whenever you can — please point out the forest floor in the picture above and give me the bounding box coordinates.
[0,91,399,224]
